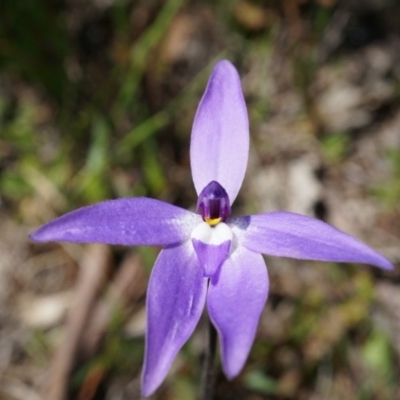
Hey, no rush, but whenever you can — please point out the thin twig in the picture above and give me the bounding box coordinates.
[42,244,111,400]
[200,319,218,400]
[79,252,147,358]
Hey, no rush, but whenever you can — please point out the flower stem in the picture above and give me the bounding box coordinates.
[200,319,217,400]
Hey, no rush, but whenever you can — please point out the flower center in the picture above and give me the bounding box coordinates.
[197,181,231,226]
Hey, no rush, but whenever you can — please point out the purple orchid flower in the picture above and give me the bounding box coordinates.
[30,60,394,397]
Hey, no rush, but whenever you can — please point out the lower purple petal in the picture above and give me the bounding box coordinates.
[30,197,201,246]
[192,239,231,277]
[207,246,268,379]
[142,241,207,397]
[230,212,393,270]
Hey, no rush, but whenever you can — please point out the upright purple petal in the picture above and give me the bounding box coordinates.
[142,241,207,397]
[190,60,249,204]
[30,198,201,246]
[207,246,268,379]
[230,212,394,270]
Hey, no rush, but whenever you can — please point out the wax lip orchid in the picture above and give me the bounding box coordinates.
[30,60,394,397]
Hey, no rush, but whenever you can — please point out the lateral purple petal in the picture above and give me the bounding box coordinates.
[142,241,207,397]
[231,212,394,270]
[207,247,268,379]
[190,60,249,204]
[30,198,201,246]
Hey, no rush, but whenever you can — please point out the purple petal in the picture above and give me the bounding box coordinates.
[30,198,201,246]
[142,241,207,396]
[191,221,232,277]
[230,212,394,270]
[190,60,249,204]
[192,240,231,277]
[207,246,268,379]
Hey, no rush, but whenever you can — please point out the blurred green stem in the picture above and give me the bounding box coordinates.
[200,319,217,400]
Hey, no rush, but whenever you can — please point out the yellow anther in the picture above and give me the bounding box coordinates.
[205,217,221,226]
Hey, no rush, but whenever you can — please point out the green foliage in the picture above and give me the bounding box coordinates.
[371,149,400,208]
[360,328,396,399]
[0,0,68,100]
[74,116,112,203]
[243,370,278,395]
[321,132,351,164]
[362,328,393,379]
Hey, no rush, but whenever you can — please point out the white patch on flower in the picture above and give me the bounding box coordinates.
[191,221,233,245]
[171,213,202,234]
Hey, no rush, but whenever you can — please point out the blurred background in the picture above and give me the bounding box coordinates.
[1,0,400,399]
